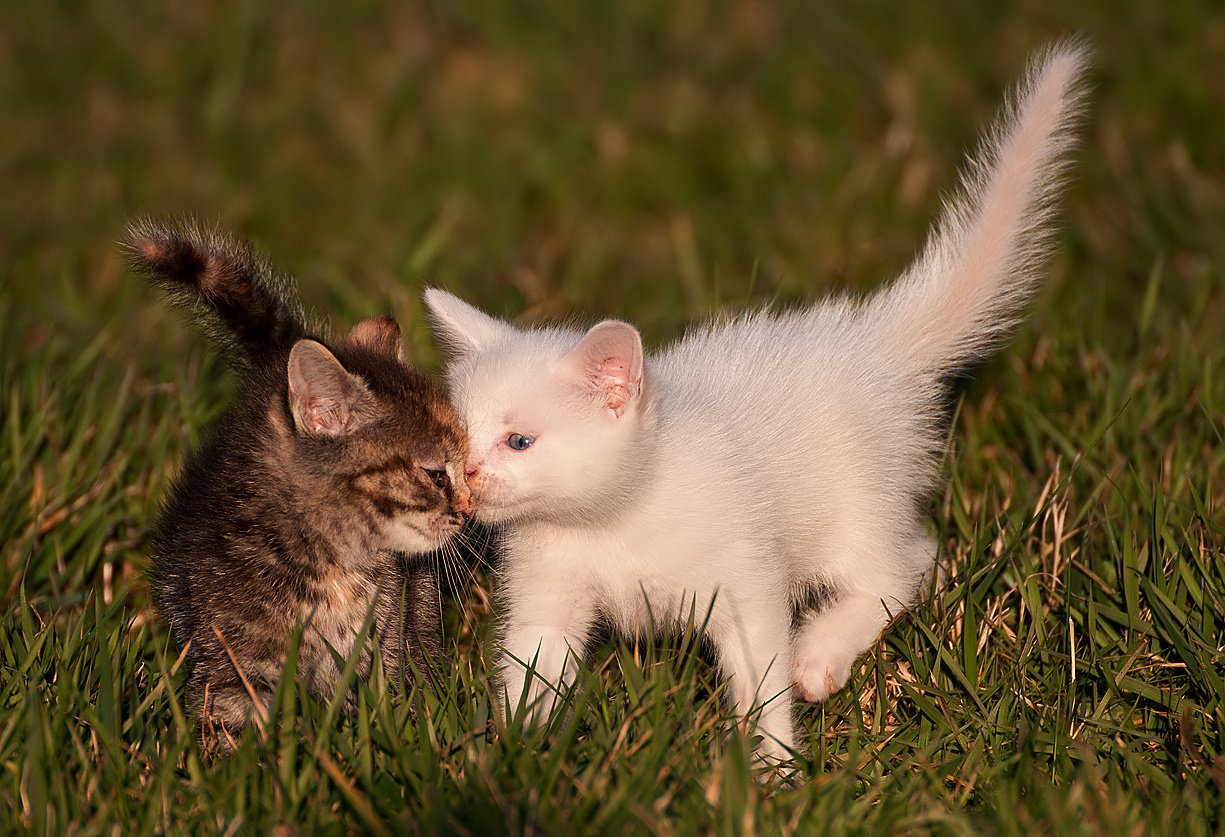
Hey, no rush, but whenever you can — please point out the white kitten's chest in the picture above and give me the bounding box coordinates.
[504,473,782,632]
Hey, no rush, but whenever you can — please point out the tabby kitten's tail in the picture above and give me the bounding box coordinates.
[124,217,315,366]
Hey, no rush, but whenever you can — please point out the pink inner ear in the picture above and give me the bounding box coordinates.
[589,355,636,414]
[562,322,643,418]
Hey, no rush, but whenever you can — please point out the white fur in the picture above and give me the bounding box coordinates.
[425,43,1089,762]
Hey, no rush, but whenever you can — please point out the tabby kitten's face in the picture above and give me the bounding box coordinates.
[284,314,474,556]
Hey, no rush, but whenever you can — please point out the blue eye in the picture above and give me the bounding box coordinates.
[507,433,534,451]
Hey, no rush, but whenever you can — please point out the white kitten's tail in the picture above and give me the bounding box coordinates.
[874,41,1090,375]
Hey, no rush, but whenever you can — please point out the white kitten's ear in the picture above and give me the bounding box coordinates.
[557,321,644,418]
[287,340,381,437]
[423,288,512,355]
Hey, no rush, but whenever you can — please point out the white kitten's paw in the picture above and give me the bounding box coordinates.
[792,593,893,702]
[792,652,854,702]
[762,730,799,763]
[793,622,862,700]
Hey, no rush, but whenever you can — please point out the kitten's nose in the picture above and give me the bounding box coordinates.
[464,465,480,481]
[455,485,476,520]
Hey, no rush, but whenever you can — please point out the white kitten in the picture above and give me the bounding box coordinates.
[425,43,1089,762]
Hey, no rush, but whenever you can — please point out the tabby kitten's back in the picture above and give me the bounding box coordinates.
[129,219,473,751]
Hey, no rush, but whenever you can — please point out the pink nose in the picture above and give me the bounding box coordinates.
[464,465,479,481]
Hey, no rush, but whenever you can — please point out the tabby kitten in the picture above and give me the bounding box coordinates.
[128,219,473,753]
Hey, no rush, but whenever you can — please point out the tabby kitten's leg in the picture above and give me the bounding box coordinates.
[395,560,442,681]
[196,673,273,755]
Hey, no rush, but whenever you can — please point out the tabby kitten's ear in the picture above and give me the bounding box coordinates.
[287,340,381,437]
[344,314,404,361]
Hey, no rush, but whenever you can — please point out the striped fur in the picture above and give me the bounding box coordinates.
[129,219,473,754]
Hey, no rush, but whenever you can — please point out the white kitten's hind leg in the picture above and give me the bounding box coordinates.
[792,593,898,701]
[792,534,935,702]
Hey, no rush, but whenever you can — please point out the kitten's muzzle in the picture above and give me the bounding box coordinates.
[454,485,476,520]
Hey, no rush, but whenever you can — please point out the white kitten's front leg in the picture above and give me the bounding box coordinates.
[497,573,596,726]
[499,621,591,724]
[709,602,796,763]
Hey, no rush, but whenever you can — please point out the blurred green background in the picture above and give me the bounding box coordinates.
[2,1,1223,833]
[4,0,1222,354]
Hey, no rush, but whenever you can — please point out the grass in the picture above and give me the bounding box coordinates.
[2,0,1223,833]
